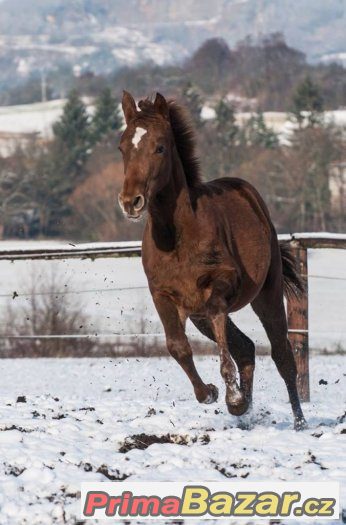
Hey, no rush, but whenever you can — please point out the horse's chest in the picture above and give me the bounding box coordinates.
[143,251,208,310]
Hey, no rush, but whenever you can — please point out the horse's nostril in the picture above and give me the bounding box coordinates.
[132,195,145,211]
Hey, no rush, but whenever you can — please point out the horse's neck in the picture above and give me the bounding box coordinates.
[148,152,195,252]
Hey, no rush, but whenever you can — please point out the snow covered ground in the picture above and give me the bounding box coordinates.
[0,99,95,156]
[201,107,346,145]
[0,98,94,136]
[0,355,345,524]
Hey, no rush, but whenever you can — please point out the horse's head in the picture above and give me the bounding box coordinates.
[118,91,173,221]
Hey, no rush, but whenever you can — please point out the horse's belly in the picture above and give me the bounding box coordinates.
[228,236,271,311]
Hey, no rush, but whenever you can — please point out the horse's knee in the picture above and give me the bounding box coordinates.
[166,337,191,362]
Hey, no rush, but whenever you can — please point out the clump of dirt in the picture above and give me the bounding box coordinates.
[77,461,128,480]
[212,460,251,479]
[0,424,34,433]
[52,413,67,420]
[97,464,129,481]
[337,411,346,423]
[119,433,208,453]
[306,451,328,470]
[4,463,26,477]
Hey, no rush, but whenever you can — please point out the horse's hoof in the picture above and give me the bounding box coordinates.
[226,398,250,416]
[294,417,308,431]
[201,384,219,404]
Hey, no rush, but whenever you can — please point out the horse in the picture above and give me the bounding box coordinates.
[118,91,307,430]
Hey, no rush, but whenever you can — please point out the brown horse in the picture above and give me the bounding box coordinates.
[118,91,307,430]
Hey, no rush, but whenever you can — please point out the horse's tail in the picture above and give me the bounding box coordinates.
[280,242,305,299]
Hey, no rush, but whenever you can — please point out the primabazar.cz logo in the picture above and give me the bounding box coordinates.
[81,481,339,520]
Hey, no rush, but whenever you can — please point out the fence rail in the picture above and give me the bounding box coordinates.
[0,241,142,260]
[1,232,345,402]
[0,233,346,261]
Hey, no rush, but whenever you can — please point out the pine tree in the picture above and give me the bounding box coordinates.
[182,82,204,127]
[291,76,324,127]
[91,88,122,143]
[45,91,92,234]
[53,90,92,180]
[243,112,278,148]
[215,99,238,144]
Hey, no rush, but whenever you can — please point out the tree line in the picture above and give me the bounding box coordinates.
[0,38,345,240]
[0,88,122,237]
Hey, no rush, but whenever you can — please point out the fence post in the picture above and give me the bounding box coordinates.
[287,245,310,402]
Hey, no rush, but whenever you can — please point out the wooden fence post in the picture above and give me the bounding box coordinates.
[287,246,310,402]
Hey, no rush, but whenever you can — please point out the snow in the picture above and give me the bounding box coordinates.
[201,105,216,120]
[199,109,346,145]
[290,232,346,240]
[0,98,94,139]
[184,16,220,27]
[91,26,186,66]
[321,52,346,66]
[0,25,183,76]
[0,239,141,252]
[325,110,346,127]
[0,355,344,524]
[6,42,97,56]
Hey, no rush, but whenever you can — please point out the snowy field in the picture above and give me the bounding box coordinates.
[0,99,94,137]
[0,355,345,524]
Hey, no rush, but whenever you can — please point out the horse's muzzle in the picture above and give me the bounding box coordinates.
[118,193,146,220]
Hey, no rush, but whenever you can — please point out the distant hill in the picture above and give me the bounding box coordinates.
[0,0,345,91]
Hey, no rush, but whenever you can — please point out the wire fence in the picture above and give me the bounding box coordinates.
[0,235,345,357]
[0,274,344,300]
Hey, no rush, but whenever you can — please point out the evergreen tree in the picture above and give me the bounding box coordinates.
[243,112,278,148]
[211,98,241,177]
[291,76,324,127]
[53,90,92,180]
[182,82,204,127]
[47,91,92,234]
[91,88,122,143]
[215,99,239,144]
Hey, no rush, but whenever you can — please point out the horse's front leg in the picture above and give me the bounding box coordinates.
[153,293,218,404]
[211,314,248,416]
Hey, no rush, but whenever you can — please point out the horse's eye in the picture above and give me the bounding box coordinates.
[155,145,165,154]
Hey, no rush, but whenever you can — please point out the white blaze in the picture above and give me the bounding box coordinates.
[132,127,147,149]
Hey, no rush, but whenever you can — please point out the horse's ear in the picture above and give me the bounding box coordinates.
[122,91,137,124]
[154,92,169,119]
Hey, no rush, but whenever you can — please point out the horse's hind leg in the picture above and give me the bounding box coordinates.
[153,294,218,404]
[190,315,255,408]
[251,288,306,430]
